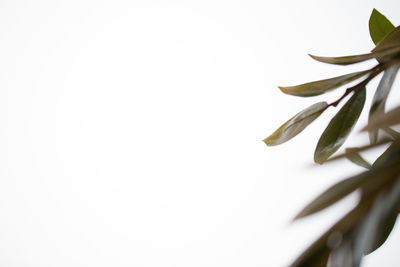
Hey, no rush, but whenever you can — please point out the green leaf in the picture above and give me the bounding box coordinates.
[279,70,370,97]
[264,102,328,146]
[314,87,366,164]
[372,141,400,168]
[368,64,400,143]
[345,148,372,169]
[369,9,395,45]
[358,178,400,254]
[383,127,400,139]
[309,46,400,65]
[294,155,400,220]
[373,26,400,53]
[326,139,391,163]
[363,105,400,132]
[293,176,365,220]
[291,200,373,267]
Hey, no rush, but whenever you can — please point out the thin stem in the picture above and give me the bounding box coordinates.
[329,56,400,108]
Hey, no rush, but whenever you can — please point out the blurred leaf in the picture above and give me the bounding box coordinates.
[372,140,400,168]
[314,87,366,164]
[345,148,372,169]
[383,127,400,139]
[264,102,328,146]
[357,178,400,254]
[369,9,395,45]
[368,64,400,143]
[326,139,391,163]
[363,105,400,132]
[295,150,400,220]
[293,176,365,220]
[373,26,400,53]
[309,46,400,65]
[278,71,369,97]
[291,200,373,267]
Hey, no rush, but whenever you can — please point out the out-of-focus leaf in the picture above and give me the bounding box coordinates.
[295,153,400,220]
[326,139,391,163]
[363,105,400,132]
[345,148,372,169]
[309,46,400,65]
[291,200,373,267]
[314,87,366,164]
[293,176,365,220]
[264,102,328,146]
[383,127,400,139]
[356,178,400,255]
[368,64,400,143]
[369,9,395,45]
[372,140,400,168]
[278,71,369,97]
[373,26,400,53]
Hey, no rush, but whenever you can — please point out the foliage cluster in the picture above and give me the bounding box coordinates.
[265,9,400,266]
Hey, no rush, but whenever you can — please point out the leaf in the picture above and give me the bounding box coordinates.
[326,138,391,163]
[373,26,400,53]
[363,105,400,132]
[293,176,365,220]
[357,178,400,254]
[383,127,400,139]
[372,141,400,168]
[278,71,370,97]
[369,9,395,45]
[291,200,373,267]
[368,63,400,143]
[263,102,328,146]
[309,46,400,65]
[294,156,400,220]
[314,87,366,164]
[345,148,372,169]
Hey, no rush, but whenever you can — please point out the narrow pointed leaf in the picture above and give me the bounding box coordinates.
[363,105,400,132]
[359,178,400,254]
[345,148,372,169]
[293,176,365,220]
[291,200,373,267]
[369,64,400,143]
[278,70,369,97]
[294,155,400,220]
[383,127,400,139]
[326,138,391,163]
[264,102,328,146]
[369,9,395,45]
[314,87,366,164]
[309,46,400,65]
[372,141,400,168]
[373,26,400,53]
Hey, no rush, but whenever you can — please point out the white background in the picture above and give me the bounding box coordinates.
[0,0,399,266]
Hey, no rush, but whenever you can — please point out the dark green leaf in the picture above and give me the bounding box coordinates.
[383,127,400,139]
[363,105,400,132]
[264,102,328,146]
[296,145,400,220]
[358,178,400,254]
[278,71,369,97]
[314,87,366,164]
[293,176,365,220]
[326,139,391,163]
[368,64,400,143]
[372,141,400,168]
[369,9,395,45]
[373,26,400,53]
[345,148,372,169]
[291,201,373,267]
[309,46,400,65]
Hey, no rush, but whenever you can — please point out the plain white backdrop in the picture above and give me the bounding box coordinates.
[0,0,399,266]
